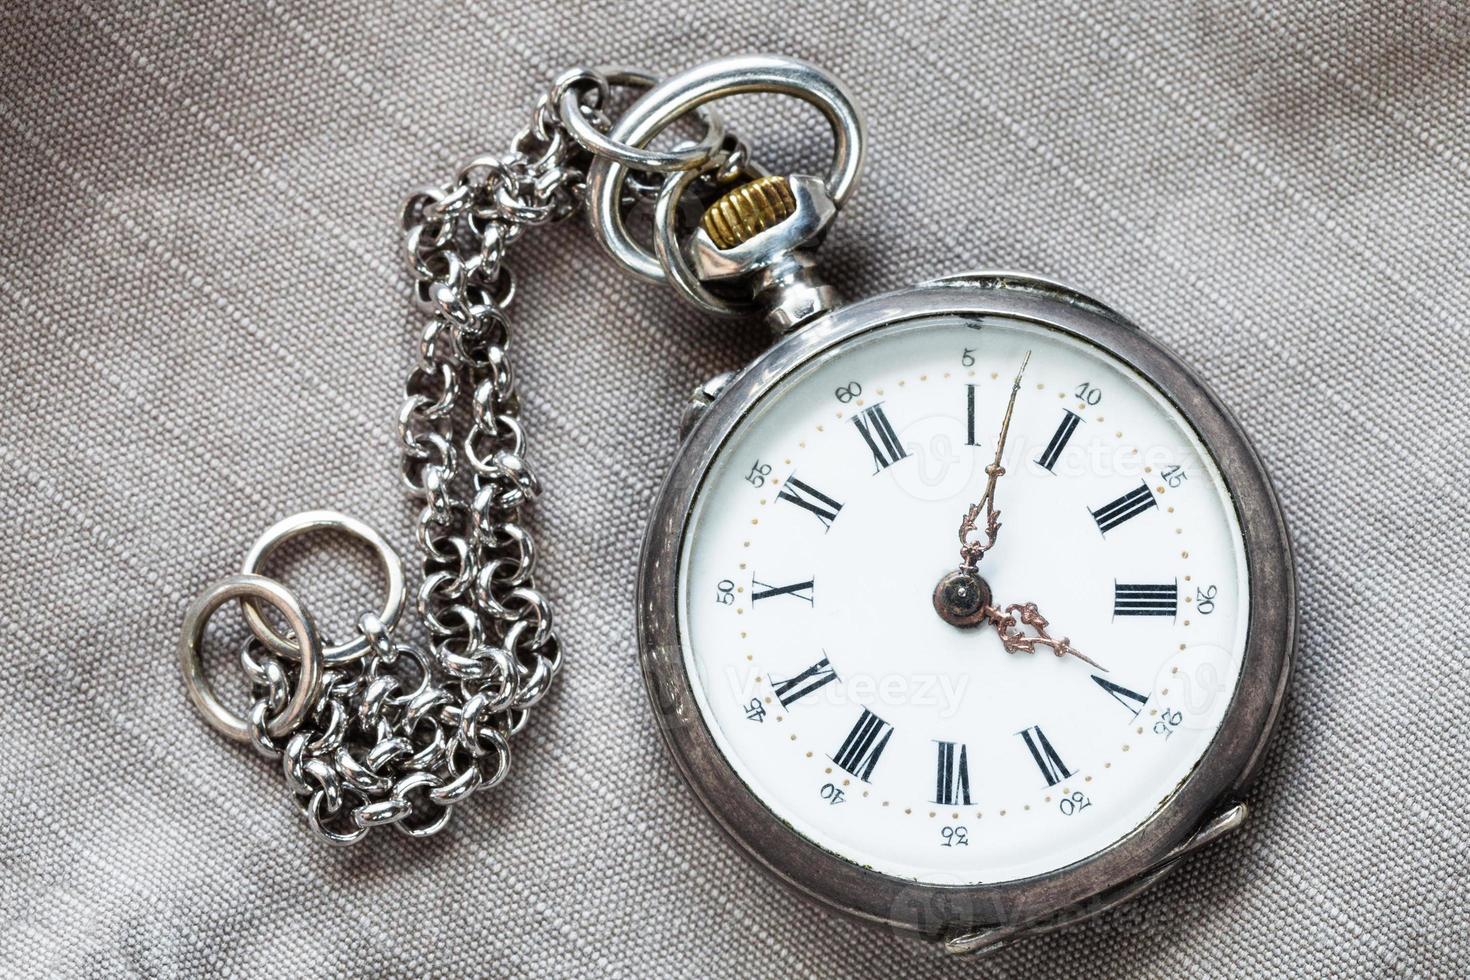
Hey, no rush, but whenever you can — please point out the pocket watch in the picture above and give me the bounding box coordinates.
[617,58,1294,953]
[179,54,1293,955]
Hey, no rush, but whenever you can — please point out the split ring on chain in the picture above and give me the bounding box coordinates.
[556,67,729,174]
[179,574,324,742]
[239,510,405,666]
[584,54,865,316]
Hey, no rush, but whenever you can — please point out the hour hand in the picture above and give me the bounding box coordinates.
[984,601,1106,672]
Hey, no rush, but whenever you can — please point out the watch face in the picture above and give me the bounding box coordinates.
[676,314,1250,885]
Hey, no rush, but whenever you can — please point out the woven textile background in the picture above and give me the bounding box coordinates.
[2,1,1466,976]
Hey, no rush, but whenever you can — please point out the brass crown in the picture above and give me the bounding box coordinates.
[701,176,797,249]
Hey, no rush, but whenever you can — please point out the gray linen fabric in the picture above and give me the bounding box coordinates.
[2,1,1466,976]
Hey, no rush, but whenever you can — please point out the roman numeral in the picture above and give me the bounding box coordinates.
[852,404,908,472]
[832,708,894,781]
[770,656,837,708]
[777,476,844,529]
[1035,409,1083,472]
[934,741,972,806]
[1092,675,1150,717]
[965,384,978,446]
[1090,481,1157,534]
[751,577,814,605]
[1018,725,1073,787]
[1113,581,1178,617]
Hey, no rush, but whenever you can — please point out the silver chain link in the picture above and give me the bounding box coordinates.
[225,68,732,845]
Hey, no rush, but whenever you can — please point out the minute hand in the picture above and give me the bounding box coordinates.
[958,352,1030,567]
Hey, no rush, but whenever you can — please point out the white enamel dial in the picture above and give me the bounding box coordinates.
[677,315,1250,884]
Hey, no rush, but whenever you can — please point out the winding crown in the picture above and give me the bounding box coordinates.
[701,176,798,249]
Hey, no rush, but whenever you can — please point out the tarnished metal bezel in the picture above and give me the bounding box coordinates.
[635,272,1294,939]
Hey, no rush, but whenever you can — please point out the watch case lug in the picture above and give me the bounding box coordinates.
[679,371,736,441]
[943,802,1250,956]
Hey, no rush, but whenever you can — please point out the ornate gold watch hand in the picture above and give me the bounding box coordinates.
[983,601,1107,672]
[958,352,1031,567]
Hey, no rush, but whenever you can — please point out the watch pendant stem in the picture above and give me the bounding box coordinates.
[754,252,838,335]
